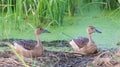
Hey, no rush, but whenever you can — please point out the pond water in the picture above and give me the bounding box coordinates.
[0,11,120,49]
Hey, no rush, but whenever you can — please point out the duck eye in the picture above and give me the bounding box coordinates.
[39,28,43,30]
[90,27,94,29]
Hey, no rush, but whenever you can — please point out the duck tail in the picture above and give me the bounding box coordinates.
[94,50,98,54]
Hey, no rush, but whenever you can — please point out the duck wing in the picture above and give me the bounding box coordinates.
[13,40,36,50]
[72,37,89,48]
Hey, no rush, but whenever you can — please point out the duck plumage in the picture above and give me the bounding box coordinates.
[12,40,36,50]
[72,37,89,48]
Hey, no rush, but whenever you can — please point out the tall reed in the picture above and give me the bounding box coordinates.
[15,0,23,29]
[0,0,120,30]
[46,0,66,26]
[66,0,78,16]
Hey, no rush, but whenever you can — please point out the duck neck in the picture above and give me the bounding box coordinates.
[35,34,42,47]
[87,33,94,43]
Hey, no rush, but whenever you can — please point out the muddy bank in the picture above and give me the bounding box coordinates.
[0,50,96,67]
[0,48,119,67]
[0,39,120,67]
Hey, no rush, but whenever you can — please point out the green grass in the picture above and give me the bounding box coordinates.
[0,46,10,51]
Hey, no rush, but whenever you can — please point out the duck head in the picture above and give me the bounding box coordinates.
[34,27,50,35]
[86,26,101,34]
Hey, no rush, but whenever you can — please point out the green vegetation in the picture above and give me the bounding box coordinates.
[0,0,120,27]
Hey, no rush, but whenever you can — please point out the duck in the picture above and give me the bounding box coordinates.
[69,26,101,55]
[7,27,50,58]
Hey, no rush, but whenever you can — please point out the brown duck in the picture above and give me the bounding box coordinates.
[69,26,101,55]
[8,27,50,58]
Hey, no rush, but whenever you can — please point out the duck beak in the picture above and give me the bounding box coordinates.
[42,29,51,33]
[94,29,102,33]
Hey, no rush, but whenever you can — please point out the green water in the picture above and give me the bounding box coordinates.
[46,15,120,49]
[0,11,120,50]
